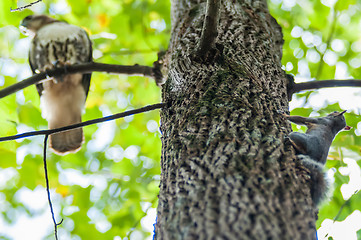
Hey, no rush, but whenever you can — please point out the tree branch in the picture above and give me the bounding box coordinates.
[0,103,166,142]
[10,0,42,12]
[292,79,361,94]
[196,0,221,58]
[0,62,162,99]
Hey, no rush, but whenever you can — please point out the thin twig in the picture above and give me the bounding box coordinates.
[98,49,158,59]
[43,134,63,240]
[0,62,160,99]
[292,79,361,94]
[0,103,166,142]
[126,196,158,238]
[324,190,360,238]
[10,0,42,12]
[333,190,359,222]
[315,10,338,79]
[196,0,221,58]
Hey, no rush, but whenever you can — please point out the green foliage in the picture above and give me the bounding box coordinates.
[357,228,361,239]
[269,0,361,237]
[1,0,361,239]
[0,0,169,239]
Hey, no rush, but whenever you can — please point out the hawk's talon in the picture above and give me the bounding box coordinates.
[44,69,53,80]
[63,64,69,74]
[52,60,61,67]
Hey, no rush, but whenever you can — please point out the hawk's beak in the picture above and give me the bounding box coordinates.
[19,24,34,37]
[19,25,28,35]
[19,18,34,36]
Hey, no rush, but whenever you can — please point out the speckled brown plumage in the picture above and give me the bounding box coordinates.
[21,15,92,155]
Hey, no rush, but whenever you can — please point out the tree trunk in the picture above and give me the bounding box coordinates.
[156,0,317,239]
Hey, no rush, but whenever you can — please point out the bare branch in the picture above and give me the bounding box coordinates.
[10,0,42,12]
[196,0,221,58]
[0,62,162,99]
[0,103,166,142]
[292,79,361,94]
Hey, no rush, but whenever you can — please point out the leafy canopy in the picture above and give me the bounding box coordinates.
[0,0,361,239]
[0,0,169,239]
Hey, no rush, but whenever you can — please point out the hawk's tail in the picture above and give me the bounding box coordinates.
[40,74,87,155]
[49,128,84,155]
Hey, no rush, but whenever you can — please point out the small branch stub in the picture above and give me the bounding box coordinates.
[195,0,221,60]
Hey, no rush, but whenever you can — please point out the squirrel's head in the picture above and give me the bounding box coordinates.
[327,110,351,133]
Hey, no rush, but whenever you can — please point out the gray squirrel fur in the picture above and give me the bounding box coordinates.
[283,111,351,205]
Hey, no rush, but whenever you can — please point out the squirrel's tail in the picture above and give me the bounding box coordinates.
[297,155,329,205]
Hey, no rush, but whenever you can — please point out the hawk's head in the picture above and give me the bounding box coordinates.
[20,15,59,36]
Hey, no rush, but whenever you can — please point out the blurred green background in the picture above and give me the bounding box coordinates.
[0,0,360,239]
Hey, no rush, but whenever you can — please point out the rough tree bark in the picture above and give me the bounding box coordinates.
[156,0,317,239]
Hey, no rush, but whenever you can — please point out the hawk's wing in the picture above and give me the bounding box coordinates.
[28,53,45,96]
[31,45,93,98]
[28,22,93,98]
[81,38,93,97]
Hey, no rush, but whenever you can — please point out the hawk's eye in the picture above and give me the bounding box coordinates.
[24,15,33,21]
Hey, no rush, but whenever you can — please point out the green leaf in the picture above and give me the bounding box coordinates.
[72,186,92,209]
[111,158,136,176]
[66,0,90,16]
[17,103,46,128]
[18,155,43,190]
[357,228,361,240]
[0,148,16,168]
[335,0,356,11]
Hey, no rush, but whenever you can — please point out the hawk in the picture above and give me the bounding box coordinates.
[20,15,92,155]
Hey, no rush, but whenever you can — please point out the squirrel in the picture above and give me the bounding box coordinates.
[282,110,351,205]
